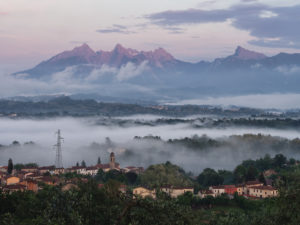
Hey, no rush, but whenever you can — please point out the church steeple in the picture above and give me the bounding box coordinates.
[109,152,115,169]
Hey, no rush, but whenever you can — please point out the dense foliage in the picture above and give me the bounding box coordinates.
[139,162,194,188]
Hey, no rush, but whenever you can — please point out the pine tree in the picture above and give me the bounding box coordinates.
[81,160,86,167]
[7,158,13,174]
[97,157,101,164]
[258,172,266,185]
[76,162,79,167]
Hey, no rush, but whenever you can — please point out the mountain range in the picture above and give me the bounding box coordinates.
[15,44,300,100]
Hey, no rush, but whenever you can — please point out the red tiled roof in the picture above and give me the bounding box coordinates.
[211,185,225,189]
[71,166,86,170]
[246,181,262,185]
[39,166,55,170]
[86,166,98,170]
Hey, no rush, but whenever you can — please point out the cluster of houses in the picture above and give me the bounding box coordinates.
[199,181,278,199]
[0,152,143,193]
[133,181,278,200]
[0,152,278,199]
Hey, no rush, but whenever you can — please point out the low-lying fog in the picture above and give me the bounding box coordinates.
[0,116,300,174]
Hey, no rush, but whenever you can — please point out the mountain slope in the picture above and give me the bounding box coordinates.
[13,44,300,99]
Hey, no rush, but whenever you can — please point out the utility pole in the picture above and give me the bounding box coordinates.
[54,129,64,168]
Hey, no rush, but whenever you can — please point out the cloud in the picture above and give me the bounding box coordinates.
[147,3,300,48]
[166,93,300,110]
[275,65,300,75]
[116,61,149,81]
[85,65,117,81]
[164,26,185,34]
[96,24,135,34]
[0,61,151,97]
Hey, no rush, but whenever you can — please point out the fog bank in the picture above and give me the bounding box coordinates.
[0,117,300,173]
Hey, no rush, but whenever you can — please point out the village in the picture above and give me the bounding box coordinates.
[0,151,278,200]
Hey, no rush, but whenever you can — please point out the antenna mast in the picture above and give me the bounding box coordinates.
[55,129,64,168]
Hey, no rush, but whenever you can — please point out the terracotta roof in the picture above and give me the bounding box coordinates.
[211,185,225,189]
[86,166,98,170]
[71,166,86,170]
[39,166,55,170]
[98,164,110,169]
[246,181,262,185]
[224,185,236,188]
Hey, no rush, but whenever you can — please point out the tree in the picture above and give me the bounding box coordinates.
[233,165,247,183]
[97,157,101,164]
[7,158,13,174]
[125,172,138,185]
[273,154,287,168]
[258,172,266,185]
[81,160,86,167]
[245,166,258,181]
[197,168,224,187]
[11,141,20,146]
[76,162,79,167]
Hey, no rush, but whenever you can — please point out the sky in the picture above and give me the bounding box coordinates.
[1,0,300,73]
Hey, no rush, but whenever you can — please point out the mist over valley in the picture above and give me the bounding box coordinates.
[1,116,300,173]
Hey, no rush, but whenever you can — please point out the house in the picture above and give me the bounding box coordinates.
[123,166,144,174]
[248,186,278,198]
[24,172,42,180]
[160,186,194,198]
[198,190,215,198]
[133,187,156,199]
[21,167,38,173]
[37,176,59,186]
[54,168,65,175]
[3,184,26,193]
[224,185,237,195]
[0,171,6,179]
[169,187,194,198]
[236,184,244,196]
[84,167,98,176]
[5,176,20,185]
[210,186,226,196]
[20,179,38,192]
[38,166,55,175]
[68,166,87,174]
[243,181,263,195]
[0,166,8,173]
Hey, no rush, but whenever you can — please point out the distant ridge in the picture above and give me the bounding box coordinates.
[13,44,300,99]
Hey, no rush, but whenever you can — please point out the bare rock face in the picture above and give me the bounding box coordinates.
[233,46,267,60]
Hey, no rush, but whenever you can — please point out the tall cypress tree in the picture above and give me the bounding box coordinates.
[7,158,13,174]
[97,157,101,164]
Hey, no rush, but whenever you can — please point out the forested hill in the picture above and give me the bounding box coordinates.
[0,96,262,117]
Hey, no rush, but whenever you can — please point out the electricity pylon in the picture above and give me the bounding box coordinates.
[54,129,64,168]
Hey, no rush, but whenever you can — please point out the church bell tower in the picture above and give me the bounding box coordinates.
[109,152,115,169]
